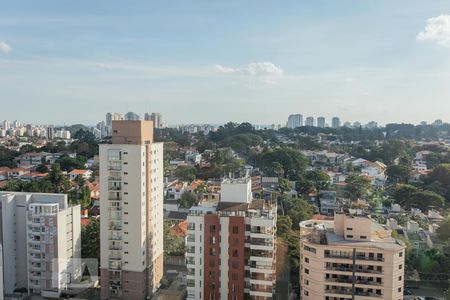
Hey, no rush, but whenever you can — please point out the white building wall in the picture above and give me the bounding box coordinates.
[151,143,164,265]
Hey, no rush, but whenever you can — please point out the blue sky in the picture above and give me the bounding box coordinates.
[0,1,449,125]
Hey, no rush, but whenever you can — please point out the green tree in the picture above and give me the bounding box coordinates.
[305,170,331,191]
[178,191,199,208]
[345,174,371,200]
[35,164,49,173]
[386,164,412,183]
[277,178,292,196]
[259,148,307,180]
[81,218,100,261]
[47,163,71,193]
[277,215,293,236]
[437,216,450,242]
[174,165,197,182]
[393,184,418,207]
[284,197,315,229]
[411,190,445,211]
[164,221,185,258]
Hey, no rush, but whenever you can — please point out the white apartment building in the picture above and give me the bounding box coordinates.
[300,210,405,300]
[100,120,164,300]
[287,114,303,129]
[305,117,315,127]
[0,192,81,298]
[332,117,341,129]
[317,117,326,128]
[186,178,277,300]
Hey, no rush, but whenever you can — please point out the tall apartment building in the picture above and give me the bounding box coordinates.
[287,114,303,129]
[144,113,163,129]
[0,192,81,298]
[100,120,164,300]
[299,210,405,300]
[106,113,124,136]
[331,117,341,129]
[186,178,277,300]
[305,116,315,127]
[317,117,326,128]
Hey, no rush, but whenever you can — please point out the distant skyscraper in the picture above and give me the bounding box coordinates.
[305,116,315,127]
[124,111,140,121]
[100,120,164,299]
[317,117,325,128]
[366,121,378,129]
[287,114,303,128]
[433,119,443,126]
[145,113,163,129]
[2,120,10,131]
[47,125,55,140]
[420,121,427,126]
[331,117,341,129]
[353,121,361,128]
[105,112,124,136]
[343,121,351,128]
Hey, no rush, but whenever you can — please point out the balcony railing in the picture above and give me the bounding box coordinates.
[325,253,384,262]
[325,266,383,274]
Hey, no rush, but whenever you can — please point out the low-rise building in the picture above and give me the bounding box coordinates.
[300,210,405,300]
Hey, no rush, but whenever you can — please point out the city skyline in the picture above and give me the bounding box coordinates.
[1,1,450,125]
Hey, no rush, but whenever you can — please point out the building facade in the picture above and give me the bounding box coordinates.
[305,117,315,127]
[100,120,164,300]
[332,117,341,129]
[0,192,81,298]
[186,178,277,300]
[317,117,326,128]
[287,114,303,129]
[299,211,405,300]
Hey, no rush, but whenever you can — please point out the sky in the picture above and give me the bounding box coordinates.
[0,1,450,126]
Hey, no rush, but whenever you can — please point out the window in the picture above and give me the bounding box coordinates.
[346,235,353,238]
[231,273,238,280]
[232,226,239,234]
[305,268,309,274]
[398,287,402,292]
[304,290,309,296]
[232,250,238,257]
[209,248,215,256]
[398,276,402,281]
[399,264,403,269]
[399,251,403,257]
[304,279,309,285]
[346,227,353,231]
[304,257,309,263]
[360,235,367,239]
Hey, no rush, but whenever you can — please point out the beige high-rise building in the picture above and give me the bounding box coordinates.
[299,210,405,300]
[0,192,81,298]
[100,120,164,300]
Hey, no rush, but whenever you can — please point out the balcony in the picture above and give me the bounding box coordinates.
[325,266,383,275]
[108,176,122,181]
[109,255,122,261]
[186,235,195,243]
[325,253,384,262]
[187,247,195,254]
[325,288,352,296]
[109,245,122,251]
[109,234,122,241]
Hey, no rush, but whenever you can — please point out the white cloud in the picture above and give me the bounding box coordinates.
[215,62,283,76]
[95,63,113,70]
[214,64,241,74]
[248,62,283,76]
[0,41,12,54]
[417,15,450,47]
